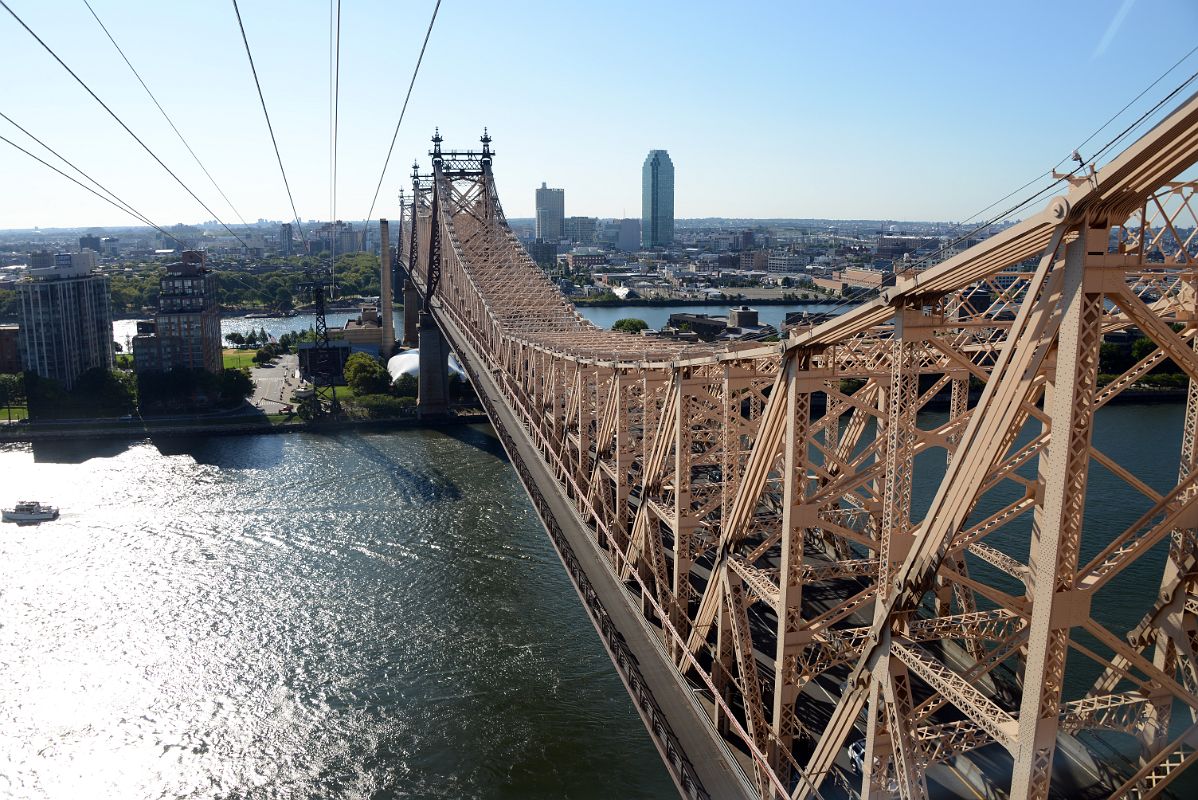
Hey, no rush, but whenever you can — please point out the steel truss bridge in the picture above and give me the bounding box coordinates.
[401,98,1198,799]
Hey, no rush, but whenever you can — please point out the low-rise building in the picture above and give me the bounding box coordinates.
[567,247,607,270]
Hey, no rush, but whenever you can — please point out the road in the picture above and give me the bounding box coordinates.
[250,353,300,411]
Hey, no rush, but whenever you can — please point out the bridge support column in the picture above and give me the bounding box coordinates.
[403,280,420,346]
[417,311,450,418]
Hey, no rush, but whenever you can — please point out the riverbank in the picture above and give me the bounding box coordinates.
[573,295,839,307]
[0,412,489,442]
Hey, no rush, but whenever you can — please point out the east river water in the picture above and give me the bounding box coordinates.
[0,427,674,799]
[17,305,1196,797]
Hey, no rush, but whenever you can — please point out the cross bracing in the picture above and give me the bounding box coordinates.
[406,94,1198,799]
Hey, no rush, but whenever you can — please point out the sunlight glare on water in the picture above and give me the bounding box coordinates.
[0,428,673,799]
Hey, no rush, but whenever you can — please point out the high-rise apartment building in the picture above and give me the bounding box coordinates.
[17,252,113,389]
[641,150,675,248]
[79,234,102,254]
[563,216,598,245]
[133,250,222,375]
[616,219,641,252]
[279,223,294,257]
[535,182,565,241]
[309,221,362,256]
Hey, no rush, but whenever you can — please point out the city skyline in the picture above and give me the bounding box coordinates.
[0,1,1196,230]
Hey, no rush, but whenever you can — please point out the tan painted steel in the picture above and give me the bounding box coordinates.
[408,93,1198,799]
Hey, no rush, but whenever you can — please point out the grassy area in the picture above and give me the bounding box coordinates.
[0,405,28,422]
[222,348,255,370]
[317,384,357,401]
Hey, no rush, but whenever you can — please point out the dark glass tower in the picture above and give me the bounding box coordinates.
[641,150,674,248]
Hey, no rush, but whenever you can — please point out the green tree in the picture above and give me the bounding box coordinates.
[355,393,415,419]
[343,352,390,395]
[393,373,418,398]
[225,332,245,346]
[0,372,24,422]
[612,317,649,334]
[218,368,255,406]
[71,368,136,416]
[253,348,272,366]
[274,287,294,311]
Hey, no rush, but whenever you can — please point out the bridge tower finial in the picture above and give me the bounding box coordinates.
[431,128,443,166]
[481,127,493,166]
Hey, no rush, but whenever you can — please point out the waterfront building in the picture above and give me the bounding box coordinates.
[331,305,387,358]
[535,182,565,241]
[767,252,805,273]
[17,252,113,389]
[741,251,769,271]
[641,150,674,248]
[133,250,222,375]
[563,216,597,245]
[0,324,21,373]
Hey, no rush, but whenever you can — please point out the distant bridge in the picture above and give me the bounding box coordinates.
[399,96,1198,800]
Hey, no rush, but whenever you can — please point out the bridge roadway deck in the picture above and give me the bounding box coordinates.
[430,302,757,800]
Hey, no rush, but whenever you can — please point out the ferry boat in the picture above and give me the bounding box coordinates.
[3,501,59,523]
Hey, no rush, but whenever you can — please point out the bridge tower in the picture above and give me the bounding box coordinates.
[411,131,451,418]
[402,166,420,348]
[378,217,395,357]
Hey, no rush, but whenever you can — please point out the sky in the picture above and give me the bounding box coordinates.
[0,0,1196,230]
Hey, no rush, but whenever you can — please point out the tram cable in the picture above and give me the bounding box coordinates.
[0,0,250,249]
[361,0,441,227]
[0,109,152,228]
[82,0,250,229]
[0,131,184,247]
[230,0,308,251]
[329,0,341,294]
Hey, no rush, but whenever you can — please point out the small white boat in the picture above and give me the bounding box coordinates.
[3,501,59,523]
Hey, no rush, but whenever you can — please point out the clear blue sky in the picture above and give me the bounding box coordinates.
[1,0,1196,230]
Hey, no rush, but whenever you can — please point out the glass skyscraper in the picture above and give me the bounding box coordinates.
[641,150,674,248]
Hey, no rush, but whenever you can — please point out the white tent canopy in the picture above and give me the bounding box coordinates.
[386,349,466,384]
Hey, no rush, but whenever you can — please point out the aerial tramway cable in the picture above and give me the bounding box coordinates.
[81,0,250,228]
[230,0,308,250]
[361,0,442,228]
[0,0,250,249]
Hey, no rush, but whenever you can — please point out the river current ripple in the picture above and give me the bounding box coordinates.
[0,427,673,799]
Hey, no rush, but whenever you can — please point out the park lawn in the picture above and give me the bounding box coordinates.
[1,405,28,422]
[222,348,255,370]
[317,384,357,401]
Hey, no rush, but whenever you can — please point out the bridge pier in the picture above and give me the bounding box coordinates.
[417,311,450,418]
[403,280,419,347]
